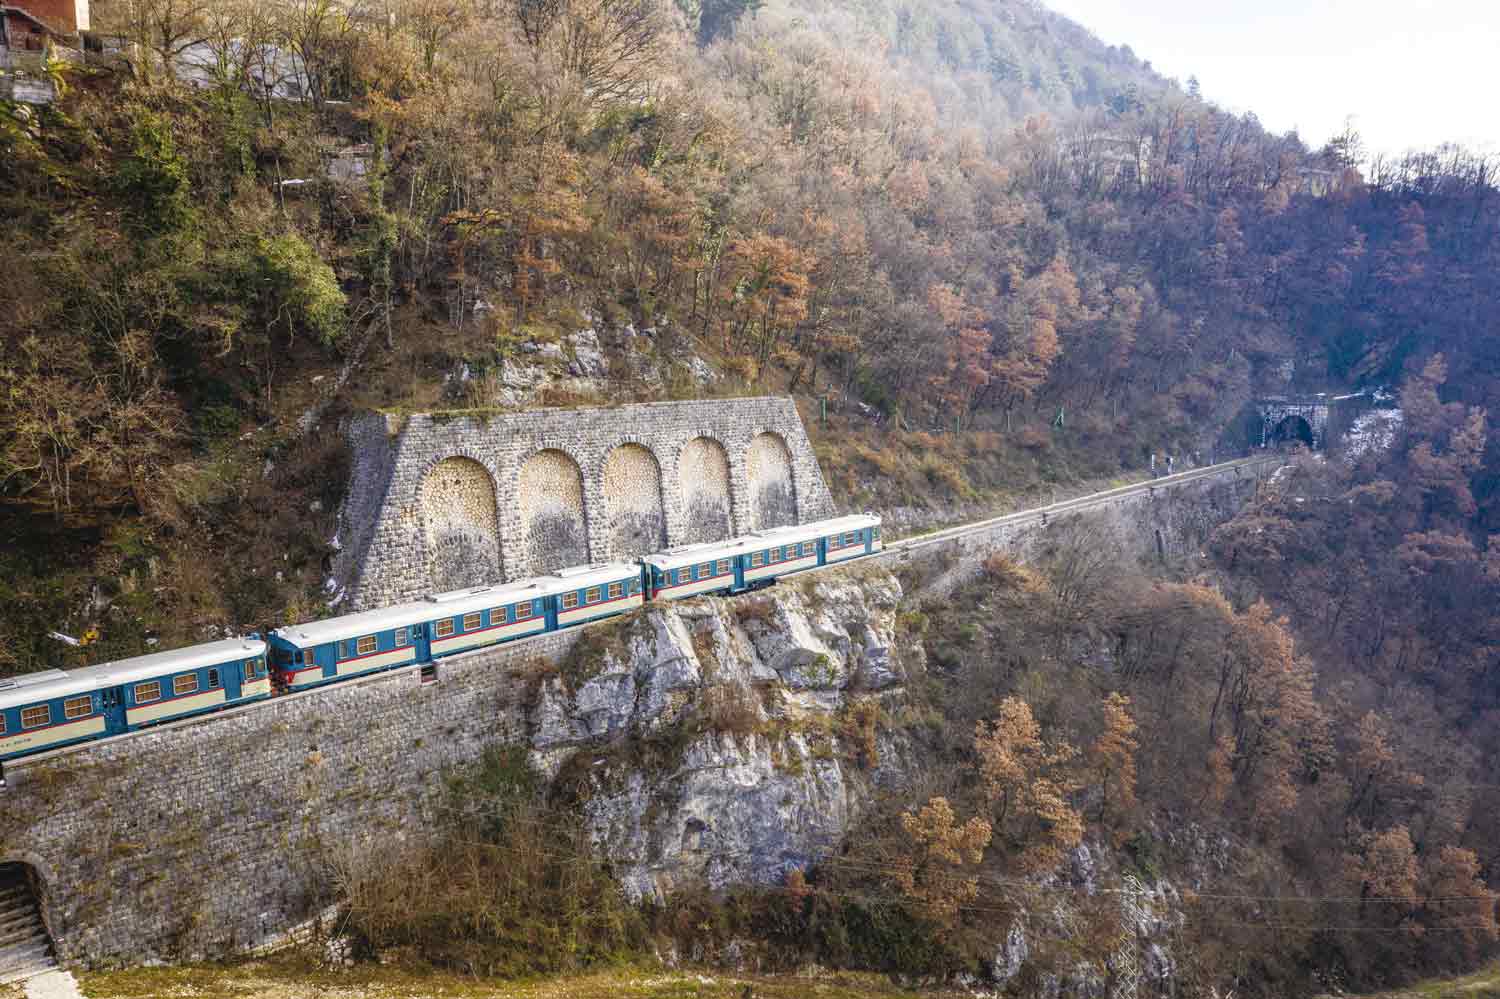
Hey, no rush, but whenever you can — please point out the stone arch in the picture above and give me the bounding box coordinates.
[678,436,733,544]
[420,456,502,592]
[1270,414,1314,448]
[602,443,667,560]
[517,448,589,575]
[746,431,797,531]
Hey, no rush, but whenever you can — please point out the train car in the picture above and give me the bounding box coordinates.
[644,514,883,601]
[642,539,746,601]
[270,563,645,691]
[270,600,434,692]
[420,565,642,659]
[815,513,883,566]
[0,637,270,763]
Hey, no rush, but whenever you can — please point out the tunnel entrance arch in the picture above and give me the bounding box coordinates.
[0,860,57,981]
[1269,414,1315,448]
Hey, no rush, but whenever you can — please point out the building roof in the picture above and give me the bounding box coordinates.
[0,637,268,710]
[0,6,59,34]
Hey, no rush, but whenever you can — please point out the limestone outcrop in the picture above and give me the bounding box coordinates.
[526,567,912,900]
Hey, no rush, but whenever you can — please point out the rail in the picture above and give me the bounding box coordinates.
[4,455,1282,775]
[887,455,1280,555]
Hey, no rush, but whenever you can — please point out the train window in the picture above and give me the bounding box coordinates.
[872,527,881,540]
[302,649,316,667]
[435,619,455,638]
[717,559,731,575]
[827,535,840,549]
[562,592,580,610]
[174,674,199,697]
[357,635,378,656]
[516,600,534,619]
[699,563,714,578]
[207,669,221,689]
[462,613,481,632]
[394,628,407,647]
[21,705,50,729]
[749,552,764,567]
[0,713,6,735]
[243,661,255,683]
[136,681,161,704]
[489,608,505,625]
[608,582,623,599]
[64,695,92,720]
[586,587,602,603]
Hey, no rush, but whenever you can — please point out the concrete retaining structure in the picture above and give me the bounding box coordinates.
[0,458,1277,968]
[334,398,836,611]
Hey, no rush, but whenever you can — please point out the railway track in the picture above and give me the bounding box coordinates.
[5,455,1282,774]
[887,454,1280,555]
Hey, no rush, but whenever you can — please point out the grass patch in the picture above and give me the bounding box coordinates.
[1328,963,1500,999]
[78,960,956,998]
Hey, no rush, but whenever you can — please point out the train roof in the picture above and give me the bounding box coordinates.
[273,563,640,648]
[644,514,880,571]
[0,637,268,710]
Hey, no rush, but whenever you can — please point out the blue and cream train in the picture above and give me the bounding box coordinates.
[0,514,881,764]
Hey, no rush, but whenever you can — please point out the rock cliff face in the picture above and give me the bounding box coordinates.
[526,567,914,900]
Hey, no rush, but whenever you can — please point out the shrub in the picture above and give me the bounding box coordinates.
[734,596,777,625]
[839,699,882,769]
[701,681,762,736]
[114,111,193,235]
[253,233,348,347]
[335,746,644,976]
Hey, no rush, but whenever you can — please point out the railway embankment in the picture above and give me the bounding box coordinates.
[0,457,1277,969]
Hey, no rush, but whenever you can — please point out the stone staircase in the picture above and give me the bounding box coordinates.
[0,868,56,986]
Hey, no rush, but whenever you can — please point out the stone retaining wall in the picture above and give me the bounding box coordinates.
[0,460,1273,968]
[0,631,577,966]
[334,398,836,611]
[878,459,1277,599]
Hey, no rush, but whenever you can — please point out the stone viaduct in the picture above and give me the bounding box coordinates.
[0,446,1277,969]
[335,398,836,611]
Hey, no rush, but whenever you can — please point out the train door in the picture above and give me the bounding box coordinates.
[732,556,747,593]
[543,595,560,632]
[817,537,828,567]
[222,660,243,702]
[410,622,430,663]
[101,687,127,735]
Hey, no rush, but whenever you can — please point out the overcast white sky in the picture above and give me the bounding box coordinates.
[1043,0,1499,160]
